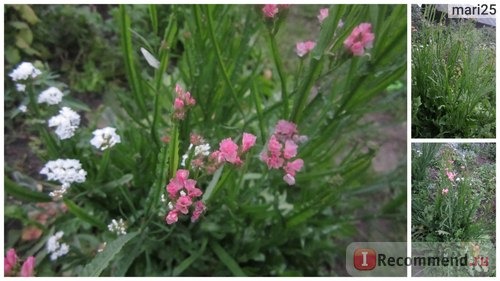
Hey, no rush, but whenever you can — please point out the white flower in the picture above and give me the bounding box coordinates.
[181,144,210,167]
[46,231,69,261]
[40,159,87,189]
[18,105,27,113]
[49,186,68,200]
[16,83,26,92]
[194,144,211,156]
[48,107,80,140]
[38,86,64,105]
[90,127,121,150]
[108,218,127,235]
[9,62,42,81]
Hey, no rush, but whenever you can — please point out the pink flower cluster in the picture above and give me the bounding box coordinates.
[343,22,375,56]
[260,120,306,185]
[4,248,35,277]
[441,188,449,195]
[165,170,206,224]
[262,4,289,18]
[295,41,316,57]
[207,132,257,172]
[173,84,196,120]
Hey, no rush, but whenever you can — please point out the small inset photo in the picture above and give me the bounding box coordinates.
[411,4,496,138]
[411,143,496,276]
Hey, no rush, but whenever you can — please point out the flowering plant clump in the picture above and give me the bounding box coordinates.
[412,143,495,255]
[4,4,406,277]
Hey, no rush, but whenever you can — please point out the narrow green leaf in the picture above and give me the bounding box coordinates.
[4,177,51,202]
[63,199,107,230]
[102,174,134,189]
[80,232,138,276]
[210,240,246,277]
[173,238,208,276]
[202,166,224,202]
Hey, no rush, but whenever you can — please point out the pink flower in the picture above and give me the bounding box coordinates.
[295,41,316,57]
[446,171,456,182]
[219,138,241,164]
[173,84,196,120]
[266,154,285,169]
[284,158,304,176]
[283,174,296,185]
[166,181,182,199]
[4,248,18,276]
[267,135,282,156]
[184,179,202,198]
[176,195,193,214]
[190,133,204,145]
[20,256,35,277]
[260,120,306,185]
[442,189,449,195]
[165,210,179,224]
[174,98,184,109]
[241,133,257,152]
[283,140,298,159]
[262,4,279,18]
[275,120,298,138]
[317,8,329,24]
[176,169,190,182]
[344,22,375,56]
[191,201,206,222]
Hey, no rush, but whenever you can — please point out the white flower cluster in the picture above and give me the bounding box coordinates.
[48,107,81,140]
[40,159,87,189]
[181,143,211,167]
[46,231,69,261]
[38,86,64,105]
[90,127,121,150]
[9,62,42,81]
[107,218,127,235]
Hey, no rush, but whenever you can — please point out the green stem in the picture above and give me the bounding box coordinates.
[97,149,111,182]
[268,30,289,118]
[290,58,324,123]
[205,6,245,118]
[169,123,180,179]
[27,82,40,116]
[119,5,150,124]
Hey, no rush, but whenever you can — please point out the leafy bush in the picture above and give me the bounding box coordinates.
[411,6,495,138]
[4,4,406,276]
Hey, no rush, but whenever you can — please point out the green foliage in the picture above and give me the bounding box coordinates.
[411,6,495,138]
[412,144,495,244]
[4,4,406,276]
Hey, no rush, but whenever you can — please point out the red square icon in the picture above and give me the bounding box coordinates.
[353,248,377,270]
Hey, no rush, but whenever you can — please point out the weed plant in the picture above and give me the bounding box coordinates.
[4,5,407,276]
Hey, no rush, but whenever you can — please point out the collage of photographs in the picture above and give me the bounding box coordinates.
[1,2,497,278]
